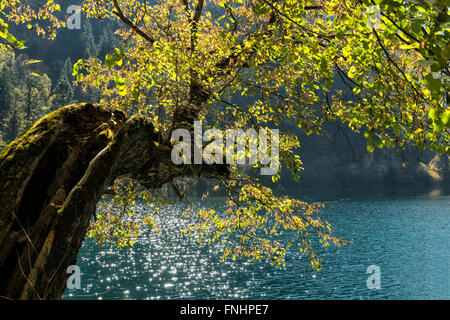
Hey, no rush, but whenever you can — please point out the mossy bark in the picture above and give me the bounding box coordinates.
[0,103,228,300]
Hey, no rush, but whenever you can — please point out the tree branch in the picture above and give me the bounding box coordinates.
[372,28,433,106]
[112,0,154,44]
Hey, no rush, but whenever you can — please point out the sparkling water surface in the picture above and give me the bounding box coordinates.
[63,189,450,300]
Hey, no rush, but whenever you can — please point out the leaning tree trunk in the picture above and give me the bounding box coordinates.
[0,103,228,300]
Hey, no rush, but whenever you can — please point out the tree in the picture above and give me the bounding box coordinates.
[2,95,22,143]
[81,19,99,58]
[97,18,122,59]
[23,74,40,123]
[0,0,448,300]
[0,63,12,120]
[0,50,55,140]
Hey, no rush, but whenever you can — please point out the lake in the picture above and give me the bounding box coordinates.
[63,188,450,300]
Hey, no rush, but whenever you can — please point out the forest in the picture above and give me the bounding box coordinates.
[0,0,448,301]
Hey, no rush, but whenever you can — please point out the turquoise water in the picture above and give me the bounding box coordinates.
[63,190,450,300]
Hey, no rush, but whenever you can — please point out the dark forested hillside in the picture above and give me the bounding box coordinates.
[0,12,121,146]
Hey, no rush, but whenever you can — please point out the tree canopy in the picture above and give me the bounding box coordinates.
[1,0,449,271]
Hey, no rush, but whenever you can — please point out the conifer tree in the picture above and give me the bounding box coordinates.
[0,66,12,119]
[2,97,22,143]
[81,19,98,58]
[53,57,75,109]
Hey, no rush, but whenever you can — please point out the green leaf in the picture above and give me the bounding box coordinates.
[26,59,42,64]
[374,140,383,149]
[441,110,450,127]
[433,121,444,134]
[429,108,438,121]
[423,73,441,95]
